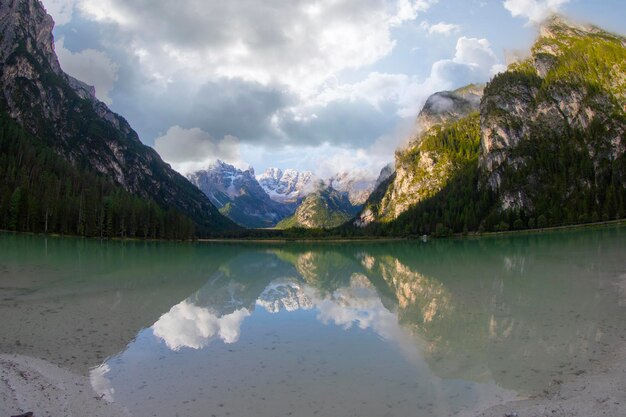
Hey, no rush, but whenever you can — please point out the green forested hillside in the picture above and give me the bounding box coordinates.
[0,0,237,239]
[350,17,626,238]
[0,114,195,239]
[362,113,496,237]
[276,186,359,229]
[364,117,625,237]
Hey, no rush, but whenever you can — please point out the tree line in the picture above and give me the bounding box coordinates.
[0,114,195,240]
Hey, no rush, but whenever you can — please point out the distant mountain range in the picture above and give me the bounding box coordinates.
[257,168,318,204]
[275,185,361,229]
[1,1,622,238]
[188,162,295,228]
[188,161,379,228]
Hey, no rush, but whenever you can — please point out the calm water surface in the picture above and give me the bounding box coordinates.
[1,227,625,417]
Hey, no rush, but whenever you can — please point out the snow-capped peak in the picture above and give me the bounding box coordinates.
[257,168,318,203]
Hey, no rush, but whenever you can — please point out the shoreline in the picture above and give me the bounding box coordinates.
[1,219,625,244]
[0,354,128,417]
[2,340,625,417]
[476,341,626,417]
[191,219,626,243]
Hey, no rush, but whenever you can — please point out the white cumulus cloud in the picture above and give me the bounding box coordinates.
[55,38,119,104]
[503,0,570,24]
[154,126,246,174]
[397,36,505,117]
[39,0,509,179]
[71,0,436,97]
[420,21,462,36]
[42,0,76,25]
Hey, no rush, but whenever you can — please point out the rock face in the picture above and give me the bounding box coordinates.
[257,168,317,204]
[356,16,626,231]
[479,16,626,210]
[0,0,236,234]
[188,161,295,228]
[355,86,483,226]
[277,185,361,229]
[416,84,483,136]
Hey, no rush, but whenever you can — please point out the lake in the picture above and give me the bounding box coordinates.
[1,227,625,417]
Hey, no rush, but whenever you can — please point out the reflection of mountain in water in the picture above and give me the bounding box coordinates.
[144,231,626,397]
[0,235,243,373]
[257,280,313,313]
[357,235,626,393]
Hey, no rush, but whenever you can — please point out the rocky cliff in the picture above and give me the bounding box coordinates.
[0,0,236,235]
[257,168,317,204]
[480,16,625,211]
[356,85,483,227]
[355,16,625,234]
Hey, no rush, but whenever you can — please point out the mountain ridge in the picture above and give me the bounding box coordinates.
[353,15,625,236]
[276,184,361,229]
[355,85,483,227]
[190,161,378,229]
[0,0,237,236]
[188,160,295,228]
[257,167,318,204]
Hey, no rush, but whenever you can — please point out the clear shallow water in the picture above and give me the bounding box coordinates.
[1,228,626,417]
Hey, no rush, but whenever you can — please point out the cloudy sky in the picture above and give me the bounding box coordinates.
[43,0,625,178]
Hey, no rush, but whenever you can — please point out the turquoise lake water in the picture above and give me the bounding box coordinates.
[1,227,625,417]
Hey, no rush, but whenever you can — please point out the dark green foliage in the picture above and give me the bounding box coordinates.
[0,114,195,239]
[372,162,496,237]
[489,122,626,230]
[374,113,625,237]
[0,10,237,237]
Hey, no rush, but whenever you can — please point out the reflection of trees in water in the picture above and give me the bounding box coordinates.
[270,236,626,395]
[355,238,626,395]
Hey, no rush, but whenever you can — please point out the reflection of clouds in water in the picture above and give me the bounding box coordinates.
[152,301,250,350]
[90,363,115,402]
[151,267,421,353]
[313,274,399,340]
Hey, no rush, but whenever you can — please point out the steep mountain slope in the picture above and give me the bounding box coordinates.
[257,168,317,203]
[355,85,483,227]
[355,16,625,236]
[0,0,236,236]
[0,114,197,239]
[276,185,361,229]
[188,161,295,228]
[480,16,626,214]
